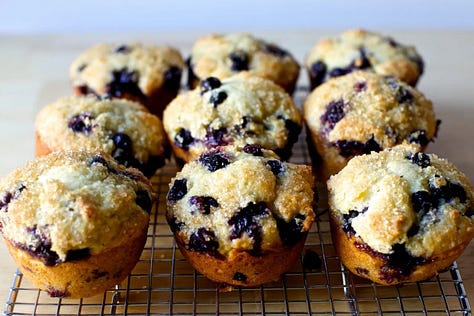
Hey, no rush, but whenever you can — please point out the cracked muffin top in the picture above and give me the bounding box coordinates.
[35,95,169,178]
[0,151,153,265]
[305,29,424,89]
[69,43,184,100]
[166,145,315,257]
[163,73,302,162]
[188,33,300,93]
[328,144,474,258]
[303,71,438,176]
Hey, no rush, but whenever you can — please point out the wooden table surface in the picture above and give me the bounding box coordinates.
[0,30,473,312]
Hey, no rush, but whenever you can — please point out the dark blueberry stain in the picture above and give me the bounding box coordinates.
[354,81,367,92]
[396,86,414,103]
[114,45,131,54]
[263,43,288,57]
[329,67,351,78]
[229,51,249,71]
[174,128,195,150]
[203,127,229,148]
[381,243,426,282]
[0,184,26,212]
[199,151,230,172]
[233,272,248,282]
[163,66,182,90]
[228,202,270,254]
[65,248,91,262]
[320,99,346,131]
[406,152,431,168]
[47,288,69,298]
[189,196,218,215]
[243,144,263,156]
[386,37,399,47]
[275,214,307,246]
[302,249,322,270]
[200,77,222,95]
[136,190,153,213]
[68,112,95,135]
[280,117,302,146]
[310,61,327,89]
[89,154,110,168]
[168,178,188,202]
[209,90,227,107]
[430,180,467,205]
[411,191,433,215]
[333,136,381,158]
[266,160,285,175]
[187,227,219,255]
[167,216,184,233]
[407,130,430,147]
[106,68,146,100]
[406,224,420,237]
[342,210,361,236]
[110,133,143,170]
[19,225,60,266]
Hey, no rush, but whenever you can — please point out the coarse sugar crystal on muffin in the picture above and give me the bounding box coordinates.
[69,43,184,117]
[305,29,424,89]
[0,151,154,298]
[35,95,170,178]
[188,33,300,94]
[327,144,474,285]
[166,145,316,288]
[163,73,302,163]
[303,71,438,180]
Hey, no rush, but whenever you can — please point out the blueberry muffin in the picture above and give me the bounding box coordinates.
[328,144,474,285]
[35,95,169,178]
[188,33,300,94]
[163,73,302,163]
[305,29,424,89]
[166,145,315,287]
[303,71,438,180]
[0,151,154,298]
[69,43,184,117]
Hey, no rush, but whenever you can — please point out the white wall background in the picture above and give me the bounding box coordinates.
[0,0,473,34]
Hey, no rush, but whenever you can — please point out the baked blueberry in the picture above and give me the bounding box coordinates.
[266,160,285,175]
[275,214,307,245]
[320,99,347,131]
[189,196,218,215]
[333,137,381,158]
[229,51,249,71]
[263,44,288,57]
[65,248,91,262]
[310,61,327,89]
[406,152,431,168]
[174,128,194,150]
[209,90,227,107]
[136,190,153,214]
[68,112,95,135]
[199,151,230,172]
[200,77,222,94]
[106,69,146,100]
[168,179,188,202]
[114,45,131,54]
[203,127,228,147]
[407,130,430,147]
[233,272,248,282]
[243,144,263,156]
[188,228,219,255]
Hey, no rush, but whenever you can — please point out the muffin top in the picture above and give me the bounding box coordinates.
[35,96,169,177]
[69,43,184,98]
[0,151,153,265]
[166,145,315,257]
[305,29,423,88]
[328,144,474,258]
[163,73,302,161]
[188,33,300,93]
[303,71,437,161]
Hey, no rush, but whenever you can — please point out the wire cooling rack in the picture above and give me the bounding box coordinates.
[3,88,472,315]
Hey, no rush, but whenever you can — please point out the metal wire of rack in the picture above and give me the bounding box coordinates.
[3,87,472,315]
